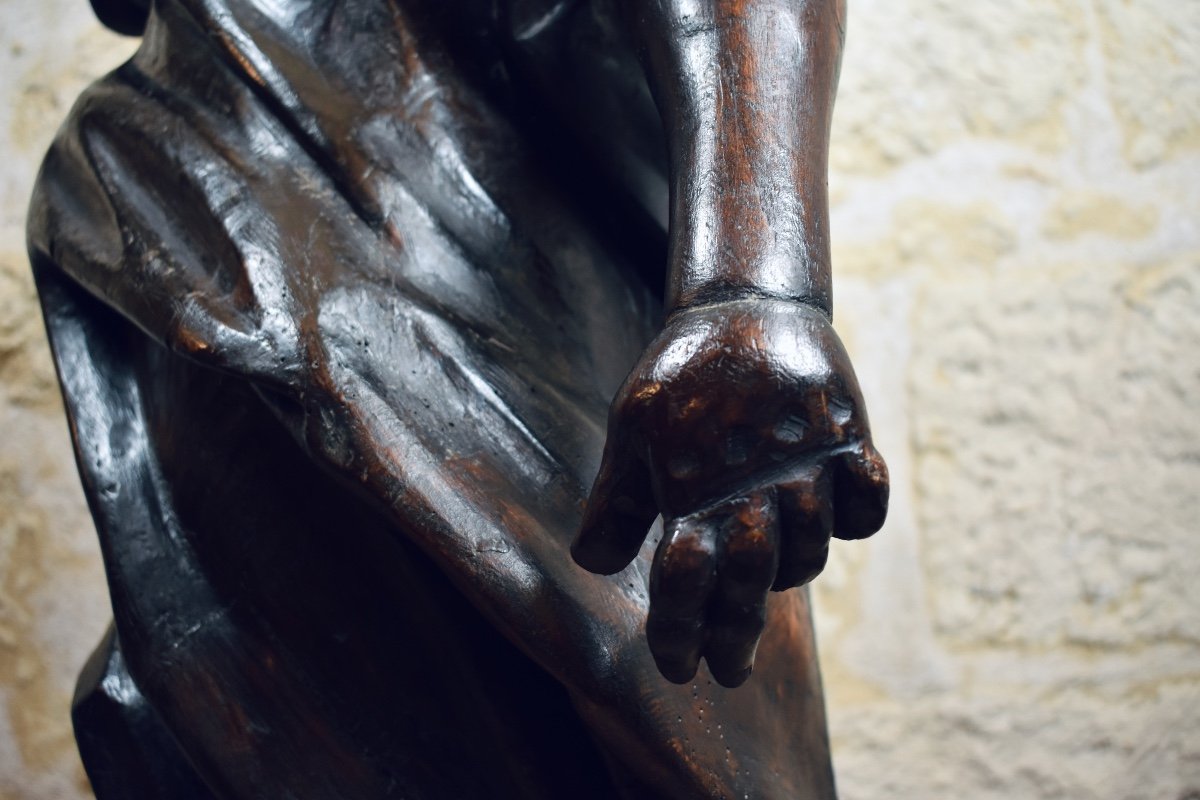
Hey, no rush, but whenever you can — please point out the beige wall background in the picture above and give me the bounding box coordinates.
[1,0,1197,797]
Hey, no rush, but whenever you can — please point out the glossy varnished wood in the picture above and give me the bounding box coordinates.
[32,0,887,797]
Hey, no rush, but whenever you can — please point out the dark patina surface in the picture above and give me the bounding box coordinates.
[31,0,887,796]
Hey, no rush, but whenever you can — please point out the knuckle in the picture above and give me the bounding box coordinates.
[661,521,717,566]
[785,485,825,520]
[724,527,776,571]
[652,530,717,611]
[708,605,768,647]
[646,614,703,646]
[849,444,889,486]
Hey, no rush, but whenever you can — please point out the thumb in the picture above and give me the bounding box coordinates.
[572,424,658,575]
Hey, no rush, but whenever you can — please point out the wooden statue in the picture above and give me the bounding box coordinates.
[29,0,889,796]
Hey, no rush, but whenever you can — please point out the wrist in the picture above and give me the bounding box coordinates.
[666,243,833,321]
[665,292,833,326]
[664,171,833,318]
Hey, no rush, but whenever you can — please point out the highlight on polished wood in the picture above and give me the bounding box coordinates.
[29,0,888,796]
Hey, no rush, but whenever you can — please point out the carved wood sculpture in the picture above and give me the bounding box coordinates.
[29,0,889,796]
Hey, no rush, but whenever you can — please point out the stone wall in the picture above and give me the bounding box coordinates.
[819,2,1200,797]
[1,0,1196,797]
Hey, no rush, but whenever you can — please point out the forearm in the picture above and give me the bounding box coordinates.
[618,0,845,317]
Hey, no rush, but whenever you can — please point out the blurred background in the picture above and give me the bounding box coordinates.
[0,0,1196,797]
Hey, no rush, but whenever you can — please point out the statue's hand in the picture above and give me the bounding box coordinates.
[572,298,888,687]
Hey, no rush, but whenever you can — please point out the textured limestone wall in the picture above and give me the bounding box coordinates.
[819,1,1200,797]
[0,0,1196,797]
